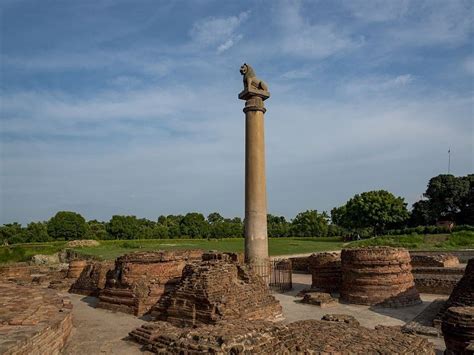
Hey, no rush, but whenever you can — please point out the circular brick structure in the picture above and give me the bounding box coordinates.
[308,252,341,293]
[442,306,474,354]
[67,260,88,278]
[340,247,421,307]
[0,282,73,354]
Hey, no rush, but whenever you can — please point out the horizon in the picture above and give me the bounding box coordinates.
[1,0,473,225]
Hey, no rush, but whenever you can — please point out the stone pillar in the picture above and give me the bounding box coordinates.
[239,79,270,269]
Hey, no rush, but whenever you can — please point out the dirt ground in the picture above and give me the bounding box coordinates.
[63,273,446,354]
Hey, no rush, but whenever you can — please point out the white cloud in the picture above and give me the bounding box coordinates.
[189,11,249,52]
[276,1,362,59]
[341,74,414,95]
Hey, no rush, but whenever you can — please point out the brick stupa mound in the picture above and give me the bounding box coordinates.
[69,261,114,296]
[150,252,283,327]
[308,252,341,293]
[434,258,474,328]
[0,282,73,355]
[340,247,421,307]
[442,306,474,355]
[97,250,203,316]
[129,318,434,354]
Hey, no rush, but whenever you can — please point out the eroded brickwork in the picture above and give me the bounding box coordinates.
[129,318,435,354]
[340,247,421,307]
[69,261,114,296]
[0,282,73,355]
[96,250,203,316]
[442,306,474,355]
[308,252,341,293]
[150,252,283,327]
[411,254,460,268]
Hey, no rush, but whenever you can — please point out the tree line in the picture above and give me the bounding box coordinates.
[1,174,472,244]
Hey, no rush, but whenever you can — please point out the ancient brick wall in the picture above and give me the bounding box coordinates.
[69,261,114,296]
[96,250,203,316]
[340,247,421,307]
[289,256,310,272]
[0,282,73,355]
[442,306,474,354]
[308,252,341,293]
[150,252,283,327]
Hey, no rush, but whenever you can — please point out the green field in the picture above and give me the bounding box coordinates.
[1,232,473,264]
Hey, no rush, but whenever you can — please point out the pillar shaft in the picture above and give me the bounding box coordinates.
[244,107,268,264]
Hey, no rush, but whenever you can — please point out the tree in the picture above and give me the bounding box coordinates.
[424,174,469,220]
[267,214,290,238]
[86,221,110,240]
[180,213,209,238]
[0,222,24,244]
[24,222,51,242]
[410,200,433,226]
[339,190,409,235]
[290,210,328,237]
[207,212,224,224]
[106,215,141,240]
[459,174,474,225]
[47,211,88,240]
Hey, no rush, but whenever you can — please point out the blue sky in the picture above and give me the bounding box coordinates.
[1,0,473,224]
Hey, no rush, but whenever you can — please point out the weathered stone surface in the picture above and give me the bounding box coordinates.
[0,282,73,355]
[151,252,283,327]
[411,254,460,268]
[442,306,474,355]
[434,258,474,328]
[31,253,61,265]
[340,247,421,307]
[69,261,114,296]
[308,252,341,293]
[321,313,360,326]
[300,292,337,308]
[97,250,203,316]
[129,318,434,354]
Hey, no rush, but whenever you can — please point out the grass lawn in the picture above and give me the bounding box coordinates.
[347,231,474,250]
[69,237,345,260]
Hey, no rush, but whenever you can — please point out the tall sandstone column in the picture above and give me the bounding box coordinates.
[238,63,270,269]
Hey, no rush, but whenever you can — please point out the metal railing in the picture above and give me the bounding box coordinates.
[250,259,293,292]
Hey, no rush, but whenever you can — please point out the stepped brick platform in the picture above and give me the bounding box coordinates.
[434,258,474,328]
[0,282,73,355]
[340,247,421,307]
[150,252,283,327]
[96,250,203,316]
[442,306,474,354]
[308,252,341,293]
[411,254,460,268]
[129,318,434,354]
[414,269,464,295]
[69,261,114,296]
[48,259,88,291]
[67,259,88,278]
[300,292,337,308]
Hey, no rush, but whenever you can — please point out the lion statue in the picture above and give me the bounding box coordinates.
[240,63,268,91]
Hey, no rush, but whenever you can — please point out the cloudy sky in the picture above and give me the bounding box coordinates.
[1,0,473,224]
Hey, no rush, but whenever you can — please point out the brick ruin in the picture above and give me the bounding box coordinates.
[69,261,114,296]
[411,254,460,268]
[308,252,341,293]
[434,258,474,329]
[442,306,474,355]
[0,282,73,355]
[412,265,465,295]
[129,317,435,354]
[150,252,283,327]
[96,250,203,316]
[340,247,421,307]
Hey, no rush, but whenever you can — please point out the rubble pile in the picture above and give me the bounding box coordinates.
[340,247,421,307]
[300,292,337,308]
[150,252,283,327]
[308,252,341,293]
[96,250,203,316]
